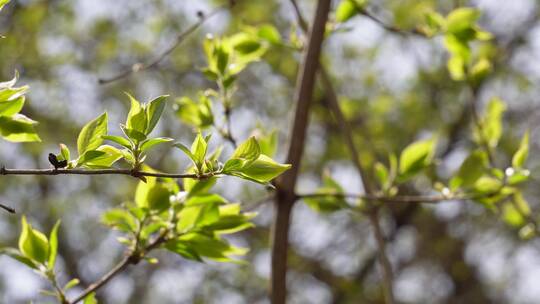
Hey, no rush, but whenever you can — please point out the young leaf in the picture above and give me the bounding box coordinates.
[83,292,98,304]
[63,278,80,291]
[83,145,123,168]
[512,131,529,168]
[445,8,480,35]
[0,114,40,142]
[231,136,261,162]
[398,138,436,181]
[230,154,291,184]
[482,98,506,148]
[77,112,108,156]
[140,137,173,153]
[59,143,70,161]
[18,216,49,264]
[102,135,132,149]
[336,0,359,23]
[75,150,107,167]
[125,93,147,134]
[450,150,487,190]
[102,209,137,232]
[145,95,168,135]
[135,177,171,211]
[191,133,208,169]
[47,220,61,270]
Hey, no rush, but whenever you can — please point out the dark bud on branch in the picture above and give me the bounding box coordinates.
[48,153,67,170]
[196,10,204,19]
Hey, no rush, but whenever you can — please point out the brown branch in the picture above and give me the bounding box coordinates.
[97,5,228,84]
[271,1,331,303]
[321,69,395,303]
[289,0,393,301]
[0,167,212,179]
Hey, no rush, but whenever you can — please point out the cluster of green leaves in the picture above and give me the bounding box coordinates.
[0,218,109,303]
[0,74,40,142]
[103,94,171,169]
[175,134,290,185]
[51,94,171,170]
[176,25,281,132]
[423,7,493,82]
[102,170,255,263]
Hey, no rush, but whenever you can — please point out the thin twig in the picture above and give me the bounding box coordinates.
[98,5,228,84]
[296,192,476,204]
[358,8,425,37]
[69,231,169,304]
[0,167,213,179]
[0,202,15,213]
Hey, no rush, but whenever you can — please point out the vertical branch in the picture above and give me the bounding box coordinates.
[271,1,331,303]
[321,70,394,304]
[289,0,394,301]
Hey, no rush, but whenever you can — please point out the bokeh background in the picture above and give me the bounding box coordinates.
[1,0,540,303]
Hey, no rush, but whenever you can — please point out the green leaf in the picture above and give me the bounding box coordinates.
[140,137,173,153]
[102,208,137,232]
[47,220,61,270]
[135,177,171,211]
[482,97,506,148]
[77,112,108,156]
[0,96,24,116]
[102,135,132,149]
[257,24,282,44]
[75,150,107,167]
[374,162,389,190]
[502,192,530,228]
[0,0,11,11]
[83,292,98,304]
[174,142,197,165]
[191,133,208,169]
[18,216,49,264]
[145,95,168,134]
[175,232,248,262]
[177,203,220,233]
[164,239,203,262]
[0,114,40,142]
[257,129,278,157]
[230,154,291,184]
[336,0,359,22]
[231,136,261,162]
[120,124,147,143]
[398,138,436,181]
[63,278,80,291]
[83,145,123,168]
[445,8,480,35]
[473,176,502,194]
[450,150,488,190]
[59,143,70,161]
[0,247,37,269]
[512,131,529,168]
[125,93,147,134]
[175,94,214,130]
